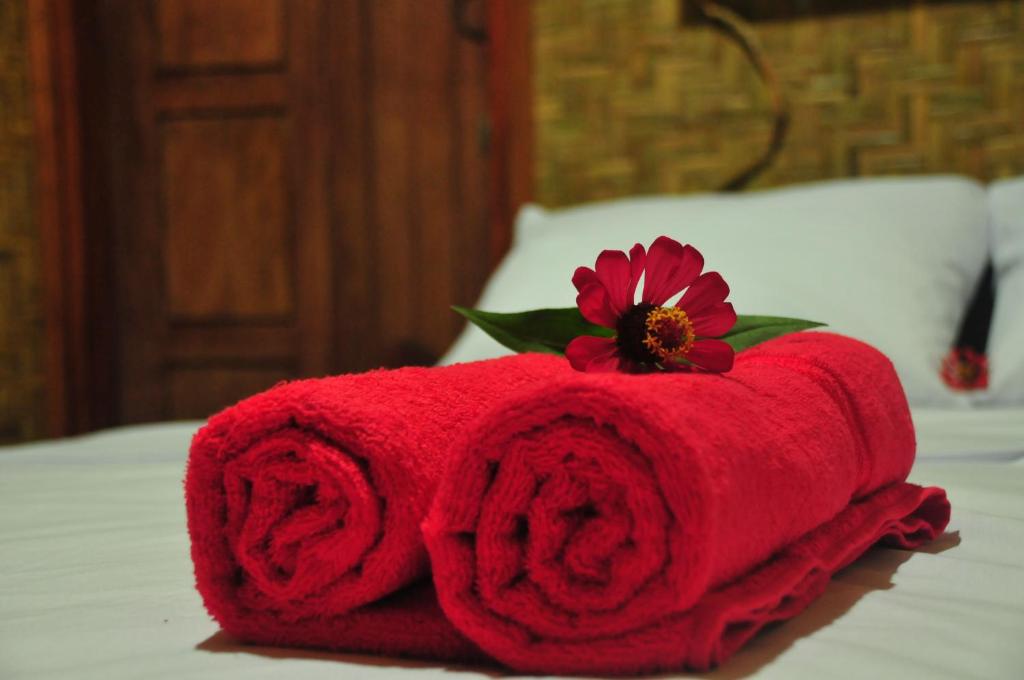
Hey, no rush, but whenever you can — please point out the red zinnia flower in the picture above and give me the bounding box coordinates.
[940,347,989,391]
[566,236,737,373]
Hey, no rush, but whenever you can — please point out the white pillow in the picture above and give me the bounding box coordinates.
[987,177,1024,403]
[442,176,989,407]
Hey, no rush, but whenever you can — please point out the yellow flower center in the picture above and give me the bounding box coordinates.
[642,307,695,361]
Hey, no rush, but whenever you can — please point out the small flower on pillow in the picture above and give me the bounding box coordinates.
[941,347,989,391]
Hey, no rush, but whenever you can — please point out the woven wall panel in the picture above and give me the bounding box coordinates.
[534,0,1024,206]
[0,0,46,443]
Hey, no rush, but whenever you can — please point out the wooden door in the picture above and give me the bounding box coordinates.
[90,0,332,423]
[77,0,495,425]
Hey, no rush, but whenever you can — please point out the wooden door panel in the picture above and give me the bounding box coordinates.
[368,0,418,364]
[168,366,291,419]
[325,0,376,373]
[85,0,493,425]
[167,324,294,363]
[161,115,292,320]
[153,73,288,112]
[357,0,493,365]
[453,13,491,316]
[156,0,285,71]
[97,0,321,423]
[410,0,460,354]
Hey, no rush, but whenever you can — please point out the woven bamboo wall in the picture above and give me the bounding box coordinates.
[534,0,1024,206]
[0,0,46,443]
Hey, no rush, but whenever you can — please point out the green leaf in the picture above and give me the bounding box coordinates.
[452,306,612,355]
[722,315,825,353]
[453,306,824,357]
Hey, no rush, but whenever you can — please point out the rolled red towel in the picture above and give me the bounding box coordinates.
[422,332,951,674]
[185,353,569,659]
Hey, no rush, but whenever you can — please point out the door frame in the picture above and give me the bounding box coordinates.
[27,0,115,436]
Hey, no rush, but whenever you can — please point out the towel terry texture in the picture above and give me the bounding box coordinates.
[185,353,570,659]
[422,332,950,674]
[186,332,950,673]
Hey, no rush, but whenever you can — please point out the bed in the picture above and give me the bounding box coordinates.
[4,175,1024,678]
[1,412,1022,680]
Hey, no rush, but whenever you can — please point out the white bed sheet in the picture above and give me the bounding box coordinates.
[2,416,1023,680]
[913,407,1024,461]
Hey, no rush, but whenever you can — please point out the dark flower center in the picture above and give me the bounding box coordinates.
[615,304,659,364]
[616,303,695,366]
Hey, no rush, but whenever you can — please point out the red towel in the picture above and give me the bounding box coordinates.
[422,332,950,674]
[185,353,569,659]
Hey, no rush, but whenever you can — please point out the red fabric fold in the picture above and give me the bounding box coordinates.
[422,332,951,674]
[185,353,569,659]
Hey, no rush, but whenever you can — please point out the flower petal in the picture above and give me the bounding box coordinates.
[572,266,599,294]
[685,339,734,373]
[625,243,646,307]
[594,249,633,314]
[566,336,620,372]
[677,271,730,317]
[576,282,619,327]
[690,302,737,338]
[642,237,704,306]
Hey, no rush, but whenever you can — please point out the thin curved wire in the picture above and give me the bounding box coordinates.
[448,1,787,191]
[687,0,790,190]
